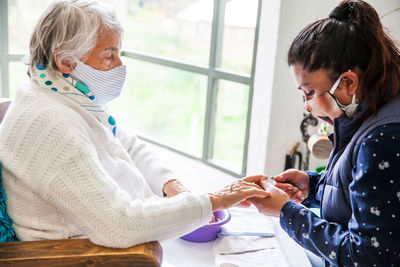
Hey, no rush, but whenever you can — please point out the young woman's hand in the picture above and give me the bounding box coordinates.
[273,169,310,203]
[248,177,290,217]
[208,175,271,211]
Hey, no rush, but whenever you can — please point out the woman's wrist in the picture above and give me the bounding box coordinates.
[274,195,290,217]
[279,199,291,214]
[162,179,189,197]
[207,193,221,211]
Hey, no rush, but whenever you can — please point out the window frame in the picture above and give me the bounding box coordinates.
[0,0,262,177]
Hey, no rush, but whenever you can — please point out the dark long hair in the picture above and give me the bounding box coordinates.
[287,0,400,118]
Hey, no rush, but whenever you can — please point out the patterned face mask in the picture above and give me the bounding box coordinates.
[70,61,126,107]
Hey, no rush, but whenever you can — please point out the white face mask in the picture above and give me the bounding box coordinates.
[329,73,359,118]
[70,61,126,106]
[305,72,359,121]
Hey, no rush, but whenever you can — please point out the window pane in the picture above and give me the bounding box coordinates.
[220,0,258,74]
[118,0,212,65]
[9,0,213,66]
[9,61,29,98]
[8,0,53,53]
[212,80,249,172]
[108,58,207,156]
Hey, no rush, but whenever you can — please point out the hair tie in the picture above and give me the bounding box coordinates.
[329,3,353,22]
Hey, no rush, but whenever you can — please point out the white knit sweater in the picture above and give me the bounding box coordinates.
[0,79,212,248]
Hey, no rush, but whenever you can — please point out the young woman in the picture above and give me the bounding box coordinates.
[249,1,400,266]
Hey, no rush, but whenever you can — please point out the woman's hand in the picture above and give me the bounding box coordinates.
[162,179,190,197]
[208,175,271,211]
[248,177,290,217]
[273,169,310,203]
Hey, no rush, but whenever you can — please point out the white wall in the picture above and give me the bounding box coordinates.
[247,0,400,176]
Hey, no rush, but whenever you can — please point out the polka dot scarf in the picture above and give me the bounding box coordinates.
[31,62,118,136]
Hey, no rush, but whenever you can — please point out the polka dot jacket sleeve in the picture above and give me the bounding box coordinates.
[279,124,400,267]
[303,170,322,208]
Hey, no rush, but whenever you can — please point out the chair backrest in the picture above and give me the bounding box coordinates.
[0,99,11,124]
[0,98,19,242]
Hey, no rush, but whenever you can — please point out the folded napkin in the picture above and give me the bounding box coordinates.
[213,206,290,267]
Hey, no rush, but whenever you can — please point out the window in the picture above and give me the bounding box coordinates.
[0,0,261,176]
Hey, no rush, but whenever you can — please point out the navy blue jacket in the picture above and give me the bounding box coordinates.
[279,96,400,266]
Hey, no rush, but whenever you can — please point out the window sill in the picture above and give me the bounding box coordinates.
[146,141,237,193]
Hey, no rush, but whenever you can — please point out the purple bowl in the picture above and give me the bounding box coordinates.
[180,210,231,242]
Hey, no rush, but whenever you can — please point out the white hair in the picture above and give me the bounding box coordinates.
[28,0,123,75]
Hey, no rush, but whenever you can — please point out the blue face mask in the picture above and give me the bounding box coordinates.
[70,61,126,106]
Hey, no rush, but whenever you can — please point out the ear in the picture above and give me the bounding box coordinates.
[341,70,359,97]
[54,51,76,74]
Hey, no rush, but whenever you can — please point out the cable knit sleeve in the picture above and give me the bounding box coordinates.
[0,104,212,248]
[116,127,175,197]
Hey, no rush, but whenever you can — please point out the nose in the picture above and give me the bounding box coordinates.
[305,103,312,113]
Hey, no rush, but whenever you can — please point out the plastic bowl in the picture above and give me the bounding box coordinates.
[180,210,231,242]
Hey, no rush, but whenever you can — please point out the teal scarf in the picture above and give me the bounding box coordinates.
[0,164,19,242]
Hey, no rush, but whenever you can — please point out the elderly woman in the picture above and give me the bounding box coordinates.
[0,0,269,248]
[250,0,400,266]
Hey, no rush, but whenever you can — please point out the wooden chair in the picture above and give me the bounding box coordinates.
[0,239,162,266]
[0,99,163,266]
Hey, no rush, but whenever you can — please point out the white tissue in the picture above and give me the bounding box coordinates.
[213,206,290,267]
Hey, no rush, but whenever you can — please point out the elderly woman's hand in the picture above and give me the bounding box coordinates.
[248,177,289,217]
[208,175,271,211]
[162,179,190,197]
